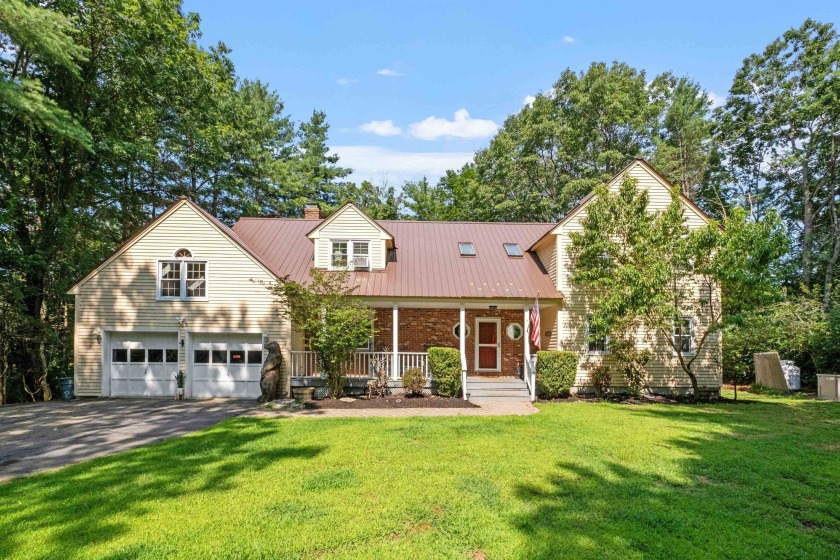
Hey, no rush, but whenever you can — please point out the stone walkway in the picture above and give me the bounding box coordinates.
[248,401,539,419]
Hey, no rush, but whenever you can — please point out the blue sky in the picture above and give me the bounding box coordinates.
[184,1,839,186]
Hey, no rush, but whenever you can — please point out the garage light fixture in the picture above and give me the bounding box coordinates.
[92,329,101,344]
[176,316,187,327]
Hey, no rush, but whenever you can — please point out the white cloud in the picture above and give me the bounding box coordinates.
[377,68,405,77]
[523,95,536,106]
[336,77,357,86]
[708,91,726,108]
[407,109,499,141]
[359,119,402,137]
[331,145,474,185]
[562,35,575,43]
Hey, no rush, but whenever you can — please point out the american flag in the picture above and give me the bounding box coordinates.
[530,296,541,349]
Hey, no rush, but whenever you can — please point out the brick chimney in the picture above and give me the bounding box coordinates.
[303,203,322,220]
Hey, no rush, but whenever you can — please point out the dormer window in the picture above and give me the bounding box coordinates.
[330,240,370,269]
[503,243,522,257]
[459,242,476,257]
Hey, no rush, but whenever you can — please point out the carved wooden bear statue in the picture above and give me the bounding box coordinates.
[259,341,284,403]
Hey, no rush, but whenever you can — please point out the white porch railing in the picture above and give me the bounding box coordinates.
[523,356,537,402]
[290,350,429,379]
[289,351,320,378]
[397,352,430,378]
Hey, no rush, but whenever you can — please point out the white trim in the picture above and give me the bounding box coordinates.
[307,202,393,241]
[523,307,531,364]
[392,303,399,380]
[474,317,502,372]
[585,315,610,355]
[186,330,264,398]
[452,322,471,339]
[156,259,209,302]
[103,330,180,397]
[459,304,467,371]
[185,330,192,398]
[328,239,371,270]
[672,316,696,357]
[68,200,278,295]
[548,160,714,237]
[100,328,109,397]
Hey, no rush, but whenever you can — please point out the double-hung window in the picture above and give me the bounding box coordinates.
[585,315,610,355]
[330,240,370,269]
[672,317,695,356]
[158,255,207,301]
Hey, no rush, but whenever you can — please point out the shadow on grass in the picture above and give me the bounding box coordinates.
[513,400,840,559]
[0,418,325,558]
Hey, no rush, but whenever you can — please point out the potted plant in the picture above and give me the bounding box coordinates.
[175,370,186,400]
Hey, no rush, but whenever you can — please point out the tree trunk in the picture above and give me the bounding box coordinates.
[38,339,52,401]
[824,133,839,312]
[801,161,814,288]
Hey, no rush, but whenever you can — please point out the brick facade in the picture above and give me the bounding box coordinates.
[373,307,538,376]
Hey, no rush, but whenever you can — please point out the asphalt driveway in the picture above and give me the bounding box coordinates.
[0,398,254,482]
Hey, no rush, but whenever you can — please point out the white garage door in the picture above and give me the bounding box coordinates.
[191,334,263,398]
[110,333,179,396]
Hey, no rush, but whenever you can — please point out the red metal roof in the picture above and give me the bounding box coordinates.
[232,217,562,300]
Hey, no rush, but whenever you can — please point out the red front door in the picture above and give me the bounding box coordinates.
[477,320,499,370]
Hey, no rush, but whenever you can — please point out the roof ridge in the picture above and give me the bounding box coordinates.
[370,220,557,226]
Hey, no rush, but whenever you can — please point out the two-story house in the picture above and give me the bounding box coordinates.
[68,159,722,401]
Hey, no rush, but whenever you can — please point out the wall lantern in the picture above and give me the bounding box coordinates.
[489,305,498,311]
[180,338,185,348]
[92,329,102,344]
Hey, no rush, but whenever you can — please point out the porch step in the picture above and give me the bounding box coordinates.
[466,376,532,402]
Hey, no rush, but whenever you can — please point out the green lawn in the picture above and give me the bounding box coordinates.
[2,393,839,559]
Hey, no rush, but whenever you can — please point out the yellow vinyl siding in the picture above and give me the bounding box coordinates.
[551,161,721,392]
[310,205,389,269]
[73,203,288,396]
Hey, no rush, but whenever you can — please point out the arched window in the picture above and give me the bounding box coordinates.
[159,249,207,301]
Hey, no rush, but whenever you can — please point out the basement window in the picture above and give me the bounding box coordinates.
[504,243,523,257]
[459,242,476,256]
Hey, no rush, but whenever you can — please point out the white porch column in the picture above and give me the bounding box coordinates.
[524,305,532,368]
[392,303,399,379]
[459,303,467,371]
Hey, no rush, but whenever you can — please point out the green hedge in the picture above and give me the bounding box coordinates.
[428,347,461,397]
[537,351,577,398]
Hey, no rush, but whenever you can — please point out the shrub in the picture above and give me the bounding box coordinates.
[401,368,425,396]
[588,364,612,399]
[536,351,577,398]
[612,340,651,398]
[428,347,461,397]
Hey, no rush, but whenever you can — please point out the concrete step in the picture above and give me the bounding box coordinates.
[465,377,532,402]
[466,378,528,389]
[469,394,533,402]
[469,389,531,397]
[467,384,528,391]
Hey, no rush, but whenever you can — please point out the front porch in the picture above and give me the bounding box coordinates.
[289,299,558,400]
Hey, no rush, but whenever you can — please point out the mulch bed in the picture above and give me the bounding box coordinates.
[538,393,713,405]
[305,394,478,409]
